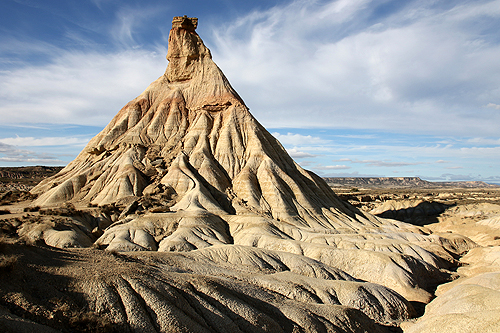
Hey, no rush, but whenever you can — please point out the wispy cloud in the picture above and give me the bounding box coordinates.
[0,136,90,147]
[347,159,424,167]
[271,127,500,181]
[427,173,500,184]
[485,176,500,184]
[3,0,500,136]
[111,5,167,48]
[466,137,500,145]
[326,143,500,161]
[316,171,384,177]
[0,48,166,126]
[486,103,500,110]
[286,148,316,158]
[439,173,477,181]
[315,164,351,170]
[0,142,63,164]
[272,132,330,145]
[213,0,500,136]
[333,134,378,139]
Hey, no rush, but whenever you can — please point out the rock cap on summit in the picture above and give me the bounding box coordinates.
[172,16,198,31]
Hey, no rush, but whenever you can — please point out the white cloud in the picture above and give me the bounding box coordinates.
[111,5,167,49]
[458,146,500,158]
[333,134,378,139]
[286,148,316,158]
[0,157,63,163]
[272,132,330,145]
[0,136,90,147]
[440,173,476,181]
[0,142,63,164]
[486,103,500,110]
[315,165,351,170]
[340,158,424,167]
[466,137,500,145]
[212,0,500,136]
[0,48,166,126]
[422,174,500,183]
[485,176,500,184]
[327,143,500,162]
[2,0,500,138]
[316,171,384,177]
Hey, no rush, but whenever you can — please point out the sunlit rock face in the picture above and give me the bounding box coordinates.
[31,15,376,236]
[20,16,484,332]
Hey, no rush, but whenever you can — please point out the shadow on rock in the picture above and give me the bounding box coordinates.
[373,200,455,226]
[0,241,119,332]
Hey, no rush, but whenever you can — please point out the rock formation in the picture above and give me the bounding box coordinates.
[403,245,500,333]
[4,16,482,332]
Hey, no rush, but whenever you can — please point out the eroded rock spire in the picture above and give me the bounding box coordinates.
[165,16,211,82]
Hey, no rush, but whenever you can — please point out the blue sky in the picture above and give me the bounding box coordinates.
[1,0,499,183]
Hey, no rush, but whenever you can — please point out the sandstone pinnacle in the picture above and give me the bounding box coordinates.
[31,16,348,231]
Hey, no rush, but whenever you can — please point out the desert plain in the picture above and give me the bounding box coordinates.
[1,169,500,332]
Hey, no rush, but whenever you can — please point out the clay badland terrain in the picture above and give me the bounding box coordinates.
[1,17,500,333]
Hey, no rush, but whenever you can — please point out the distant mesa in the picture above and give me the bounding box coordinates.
[325,177,499,189]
